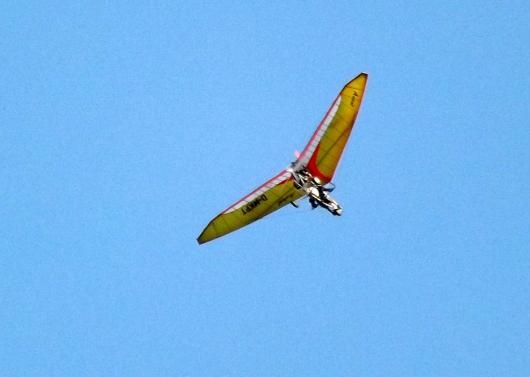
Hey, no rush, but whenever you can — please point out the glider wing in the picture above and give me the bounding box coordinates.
[197,170,304,244]
[197,73,368,244]
[293,73,368,183]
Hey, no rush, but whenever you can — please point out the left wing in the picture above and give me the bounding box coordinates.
[197,170,304,244]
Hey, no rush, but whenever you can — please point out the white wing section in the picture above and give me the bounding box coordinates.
[222,170,292,214]
[293,96,342,171]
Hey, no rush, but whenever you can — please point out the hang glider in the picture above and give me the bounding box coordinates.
[197,73,368,244]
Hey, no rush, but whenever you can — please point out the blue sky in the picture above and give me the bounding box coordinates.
[1,1,529,376]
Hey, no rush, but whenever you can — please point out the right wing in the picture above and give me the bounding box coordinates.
[293,73,368,183]
[197,170,304,244]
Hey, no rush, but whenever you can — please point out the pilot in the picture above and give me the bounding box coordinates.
[312,177,331,203]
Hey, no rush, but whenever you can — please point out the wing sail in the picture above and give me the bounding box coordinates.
[197,170,304,244]
[197,73,368,244]
[293,73,368,183]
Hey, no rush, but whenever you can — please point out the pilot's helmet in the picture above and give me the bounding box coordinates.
[314,177,322,185]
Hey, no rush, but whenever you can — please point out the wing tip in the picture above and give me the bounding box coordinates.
[197,225,213,245]
[344,72,368,88]
[197,232,216,245]
[196,221,212,245]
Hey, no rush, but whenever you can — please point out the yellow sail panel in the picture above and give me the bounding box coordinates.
[296,73,368,183]
[197,170,304,244]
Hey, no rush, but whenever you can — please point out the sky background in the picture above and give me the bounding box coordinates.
[1,1,529,376]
